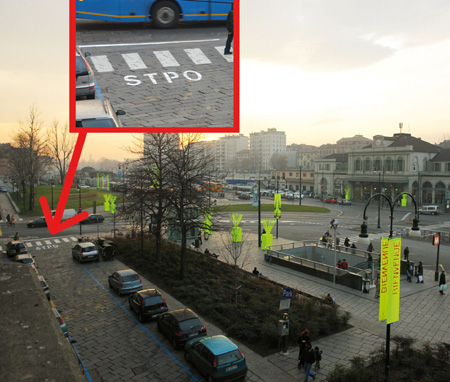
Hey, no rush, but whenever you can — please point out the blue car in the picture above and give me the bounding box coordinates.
[108,269,143,296]
[184,335,247,382]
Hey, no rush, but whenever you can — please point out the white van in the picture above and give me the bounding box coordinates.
[51,209,77,221]
[418,205,440,215]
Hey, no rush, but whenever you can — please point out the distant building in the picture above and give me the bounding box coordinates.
[214,134,248,172]
[249,128,286,171]
[336,135,372,153]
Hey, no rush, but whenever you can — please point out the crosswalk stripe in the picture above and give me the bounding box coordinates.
[90,55,114,72]
[71,237,78,242]
[54,239,61,243]
[36,241,42,246]
[184,48,211,65]
[27,242,33,247]
[45,240,52,245]
[154,50,179,67]
[62,238,70,242]
[215,46,233,62]
[122,53,147,70]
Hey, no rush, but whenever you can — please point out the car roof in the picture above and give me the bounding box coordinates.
[116,269,138,276]
[167,309,197,321]
[15,254,32,260]
[79,242,96,247]
[198,335,238,355]
[137,289,160,298]
[9,240,25,245]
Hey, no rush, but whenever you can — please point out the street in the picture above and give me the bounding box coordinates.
[77,20,234,127]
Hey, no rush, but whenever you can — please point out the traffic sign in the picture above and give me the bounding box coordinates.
[433,235,440,246]
[282,287,294,299]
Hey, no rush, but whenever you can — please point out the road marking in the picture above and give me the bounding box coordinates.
[27,242,33,247]
[154,50,179,67]
[36,241,42,246]
[122,53,147,70]
[62,238,70,242]
[215,46,233,62]
[54,239,61,243]
[45,240,52,245]
[71,237,78,241]
[79,38,220,49]
[90,55,114,72]
[185,48,211,65]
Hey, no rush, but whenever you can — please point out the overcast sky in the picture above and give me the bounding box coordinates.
[1,0,450,162]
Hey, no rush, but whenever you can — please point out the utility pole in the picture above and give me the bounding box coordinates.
[299,166,302,206]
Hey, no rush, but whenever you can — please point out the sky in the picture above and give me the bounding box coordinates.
[1,0,450,162]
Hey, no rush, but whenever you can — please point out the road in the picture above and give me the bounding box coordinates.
[76,20,234,127]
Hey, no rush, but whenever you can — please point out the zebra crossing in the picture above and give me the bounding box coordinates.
[23,236,79,248]
[88,46,232,73]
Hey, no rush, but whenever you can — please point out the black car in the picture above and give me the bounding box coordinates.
[27,217,47,228]
[157,309,207,349]
[129,289,168,322]
[5,241,29,258]
[80,214,105,224]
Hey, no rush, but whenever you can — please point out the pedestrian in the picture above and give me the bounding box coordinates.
[351,243,357,255]
[341,259,349,270]
[224,4,233,55]
[325,293,334,304]
[439,270,446,295]
[416,261,424,283]
[335,236,340,248]
[13,232,19,241]
[10,215,16,226]
[303,342,316,381]
[330,218,335,229]
[6,213,11,225]
[367,242,374,253]
[314,346,322,370]
[367,252,373,269]
[296,330,311,369]
[375,273,380,298]
[197,229,202,245]
[344,237,350,251]
[327,235,333,249]
[403,246,409,261]
[336,260,341,268]
[406,261,414,282]
[252,267,260,276]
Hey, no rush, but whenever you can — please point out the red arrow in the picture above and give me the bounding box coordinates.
[40,132,89,234]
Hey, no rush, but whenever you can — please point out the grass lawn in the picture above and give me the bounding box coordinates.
[219,204,329,213]
[12,186,122,217]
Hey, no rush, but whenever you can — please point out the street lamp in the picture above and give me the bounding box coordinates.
[51,180,55,210]
[78,186,82,235]
[357,192,420,380]
[299,166,302,206]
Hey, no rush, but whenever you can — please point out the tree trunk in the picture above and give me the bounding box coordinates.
[29,183,34,210]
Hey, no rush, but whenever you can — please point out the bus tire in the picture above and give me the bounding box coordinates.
[152,1,179,29]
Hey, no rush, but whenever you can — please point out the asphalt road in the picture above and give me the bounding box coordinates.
[76,20,234,127]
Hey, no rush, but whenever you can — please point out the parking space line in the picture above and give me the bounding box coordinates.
[81,266,200,381]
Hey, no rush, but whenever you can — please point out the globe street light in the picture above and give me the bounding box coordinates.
[357,191,420,380]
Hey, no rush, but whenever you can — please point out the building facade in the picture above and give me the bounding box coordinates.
[249,128,286,171]
[214,134,248,172]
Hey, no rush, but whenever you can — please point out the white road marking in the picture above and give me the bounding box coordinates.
[185,48,211,65]
[215,46,233,62]
[36,241,42,246]
[154,51,179,67]
[54,239,61,243]
[45,240,52,245]
[90,55,114,72]
[122,53,147,70]
[71,237,78,241]
[79,39,220,49]
[27,242,33,247]
[62,238,70,242]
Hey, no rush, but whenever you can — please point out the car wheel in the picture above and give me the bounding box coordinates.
[184,351,191,363]
[117,289,122,297]
[138,312,144,323]
[152,0,180,29]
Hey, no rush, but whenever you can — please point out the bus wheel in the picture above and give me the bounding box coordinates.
[152,1,179,29]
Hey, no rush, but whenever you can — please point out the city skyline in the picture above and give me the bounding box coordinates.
[1,0,450,161]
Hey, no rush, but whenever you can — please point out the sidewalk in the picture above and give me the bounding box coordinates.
[200,231,449,381]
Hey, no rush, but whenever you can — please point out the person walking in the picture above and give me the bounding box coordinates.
[439,270,446,295]
[296,330,311,369]
[344,237,350,251]
[224,4,233,55]
[303,342,316,381]
[197,229,202,245]
[403,246,410,261]
[367,242,374,253]
[10,215,16,226]
[313,346,322,370]
[6,213,11,225]
[406,261,414,282]
[13,232,19,241]
[416,261,424,283]
[367,252,373,269]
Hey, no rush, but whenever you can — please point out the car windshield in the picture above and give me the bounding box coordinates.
[122,274,139,282]
[179,318,202,331]
[21,258,33,264]
[217,349,242,366]
[82,246,96,252]
[76,118,117,127]
[143,296,163,306]
[76,56,88,75]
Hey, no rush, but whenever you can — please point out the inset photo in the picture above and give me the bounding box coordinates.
[71,0,239,133]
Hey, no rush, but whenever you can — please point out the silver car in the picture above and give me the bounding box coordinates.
[76,99,126,127]
[72,242,99,263]
[76,46,96,99]
[108,269,143,296]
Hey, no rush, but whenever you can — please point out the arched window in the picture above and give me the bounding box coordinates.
[364,158,371,172]
[435,182,445,204]
[355,158,361,171]
[385,158,393,171]
[396,158,404,172]
[374,158,382,171]
[422,181,433,203]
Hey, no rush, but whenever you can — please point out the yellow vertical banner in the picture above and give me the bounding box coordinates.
[387,237,401,324]
[379,237,389,321]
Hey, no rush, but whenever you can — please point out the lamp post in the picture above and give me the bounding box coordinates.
[299,166,302,206]
[276,171,279,239]
[78,186,82,235]
[358,192,421,380]
[258,176,261,248]
[51,180,55,210]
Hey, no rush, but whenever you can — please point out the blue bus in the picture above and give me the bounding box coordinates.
[76,0,234,29]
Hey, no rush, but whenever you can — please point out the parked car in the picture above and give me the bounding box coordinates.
[1,187,8,192]
[80,214,104,224]
[238,193,251,200]
[184,335,247,382]
[324,196,338,203]
[38,275,50,300]
[71,242,99,263]
[76,46,96,100]
[419,205,440,215]
[339,199,352,206]
[76,99,126,127]
[27,217,48,228]
[5,240,29,258]
[129,289,168,322]
[108,269,143,296]
[15,254,36,267]
[157,309,207,349]
[52,307,68,337]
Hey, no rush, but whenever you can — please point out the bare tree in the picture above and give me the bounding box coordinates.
[10,106,49,210]
[48,120,76,185]
[218,229,252,270]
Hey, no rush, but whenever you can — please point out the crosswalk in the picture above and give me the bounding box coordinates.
[88,46,232,73]
[24,236,79,248]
